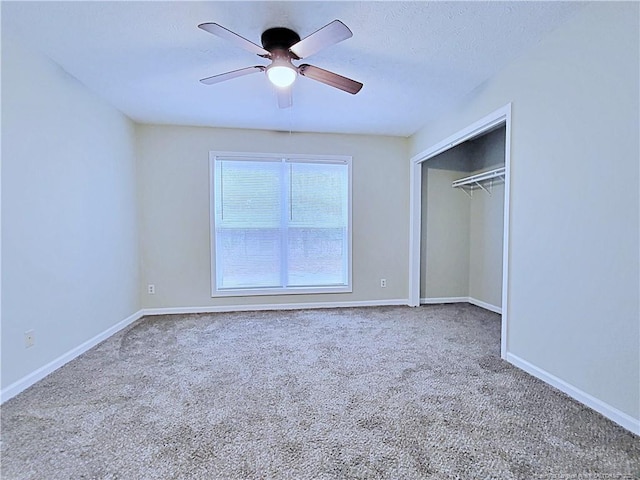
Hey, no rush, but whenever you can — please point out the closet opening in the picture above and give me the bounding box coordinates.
[408,104,511,358]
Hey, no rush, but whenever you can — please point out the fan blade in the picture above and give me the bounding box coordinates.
[289,20,352,59]
[277,88,292,109]
[200,66,265,85]
[198,23,271,58]
[298,64,363,94]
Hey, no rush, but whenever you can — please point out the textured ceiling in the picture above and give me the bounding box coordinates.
[2,1,585,136]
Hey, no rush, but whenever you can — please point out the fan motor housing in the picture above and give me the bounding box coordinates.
[261,27,301,52]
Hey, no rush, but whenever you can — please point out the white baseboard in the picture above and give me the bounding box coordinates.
[1,301,408,403]
[420,296,502,314]
[506,353,640,436]
[1,309,144,404]
[420,296,469,304]
[468,297,502,314]
[4,303,636,436]
[142,299,410,316]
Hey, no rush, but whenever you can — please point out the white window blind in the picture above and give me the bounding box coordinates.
[211,153,351,296]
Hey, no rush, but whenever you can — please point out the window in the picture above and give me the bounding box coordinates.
[210,152,352,296]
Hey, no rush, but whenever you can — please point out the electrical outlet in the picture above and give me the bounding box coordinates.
[148,284,155,295]
[24,330,35,348]
[380,278,387,288]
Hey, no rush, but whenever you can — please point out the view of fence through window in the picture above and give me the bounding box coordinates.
[212,155,351,293]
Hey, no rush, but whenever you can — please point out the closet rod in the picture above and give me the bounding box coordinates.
[452,166,505,189]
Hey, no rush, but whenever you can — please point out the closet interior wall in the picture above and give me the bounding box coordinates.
[420,126,506,310]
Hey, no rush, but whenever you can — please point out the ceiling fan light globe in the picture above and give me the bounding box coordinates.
[266,65,297,88]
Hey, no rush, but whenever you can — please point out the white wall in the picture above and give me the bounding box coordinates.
[136,125,409,309]
[468,182,504,308]
[421,169,504,308]
[1,36,140,390]
[421,168,470,299]
[410,2,640,422]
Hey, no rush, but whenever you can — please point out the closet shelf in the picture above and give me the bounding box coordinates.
[452,166,505,196]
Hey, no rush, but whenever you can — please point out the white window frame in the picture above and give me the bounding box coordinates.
[209,151,353,297]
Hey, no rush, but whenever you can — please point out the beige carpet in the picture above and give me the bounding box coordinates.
[2,304,639,479]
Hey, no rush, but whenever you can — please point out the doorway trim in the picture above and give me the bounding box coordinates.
[408,103,511,358]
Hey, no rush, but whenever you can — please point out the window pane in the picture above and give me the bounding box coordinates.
[288,227,347,286]
[216,160,282,289]
[216,228,281,288]
[217,160,280,228]
[288,162,348,286]
[289,162,348,228]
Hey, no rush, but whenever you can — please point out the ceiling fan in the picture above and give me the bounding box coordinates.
[198,20,363,108]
